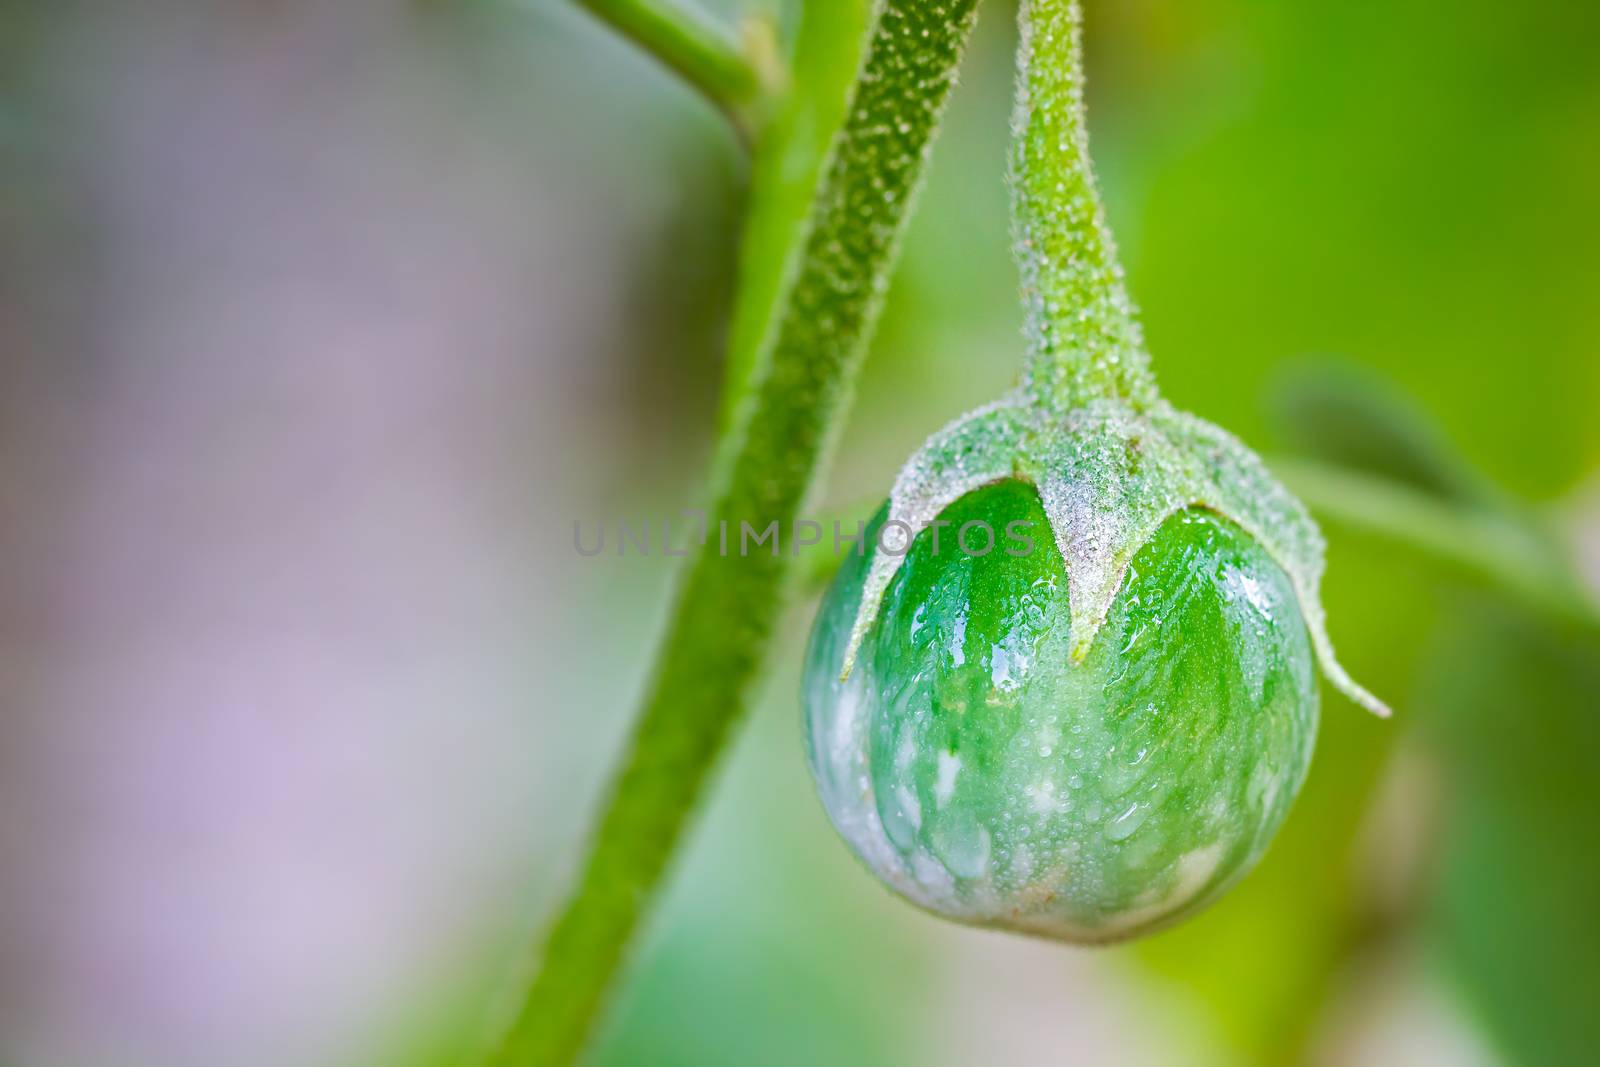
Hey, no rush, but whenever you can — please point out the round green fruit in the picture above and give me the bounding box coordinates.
[803,479,1318,942]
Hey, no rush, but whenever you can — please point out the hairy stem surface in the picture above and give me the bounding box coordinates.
[1013,0,1157,410]
[486,2,982,1064]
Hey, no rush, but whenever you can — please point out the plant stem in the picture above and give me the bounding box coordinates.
[717,1,872,429]
[484,2,982,1064]
[570,0,772,138]
[1275,458,1600,634]
[1013,0,1157,412]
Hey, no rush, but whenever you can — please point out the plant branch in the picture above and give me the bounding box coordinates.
[716,1,872,428]
[483,2,982,1064]
[1274,458,1600,634]
[570,0,774,138]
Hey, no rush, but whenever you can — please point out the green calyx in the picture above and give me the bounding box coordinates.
[838,394,1389,718]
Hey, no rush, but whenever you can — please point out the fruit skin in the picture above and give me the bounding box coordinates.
[804,479,1318,942]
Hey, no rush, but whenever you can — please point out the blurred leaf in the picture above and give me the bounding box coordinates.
[1266,362,1598,635]
[1266,361,1505,509]
[1417,602,1600,1067]
[1126,0,1600,497]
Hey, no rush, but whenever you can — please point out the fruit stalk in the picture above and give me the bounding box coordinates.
[1013,0,1158,412]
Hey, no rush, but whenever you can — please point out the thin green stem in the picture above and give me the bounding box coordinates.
[1274,458,1600,634]
[484,2,982,1064]
[1013,0,1157,411]
[570,0,773,138]
[717,1,872,429]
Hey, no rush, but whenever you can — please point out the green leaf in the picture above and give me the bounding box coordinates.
[1266,360,1506,509]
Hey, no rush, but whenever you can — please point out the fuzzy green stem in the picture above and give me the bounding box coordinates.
[1013,0,1157,411]
[570,0,772,137]
[483,3,981,1064]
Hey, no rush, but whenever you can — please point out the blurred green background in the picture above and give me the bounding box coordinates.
[1,1,1596,1066]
